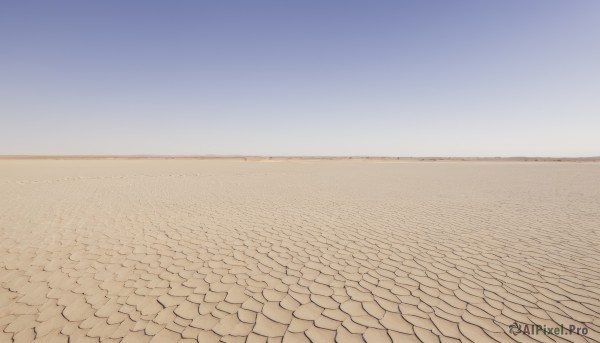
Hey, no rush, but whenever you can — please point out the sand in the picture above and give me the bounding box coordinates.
[0,159,598,343]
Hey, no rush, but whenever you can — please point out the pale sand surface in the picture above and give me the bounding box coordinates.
[0,160,599,343]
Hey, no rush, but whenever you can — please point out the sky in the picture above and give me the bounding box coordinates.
[1,1,599,157]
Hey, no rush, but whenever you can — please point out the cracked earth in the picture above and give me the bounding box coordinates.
[0,159,599,343]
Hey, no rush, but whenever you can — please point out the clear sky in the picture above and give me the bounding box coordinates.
[1,1,599,156]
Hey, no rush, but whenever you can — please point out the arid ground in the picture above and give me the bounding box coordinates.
[0,159,598,343]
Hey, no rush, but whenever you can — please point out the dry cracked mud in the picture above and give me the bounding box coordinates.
[0,159,599,343]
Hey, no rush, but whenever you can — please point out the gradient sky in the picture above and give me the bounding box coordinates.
[1,1,599,156]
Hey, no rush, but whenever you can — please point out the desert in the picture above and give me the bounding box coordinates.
[0,159,598,343]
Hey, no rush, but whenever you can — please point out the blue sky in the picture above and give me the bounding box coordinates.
[1,1,599,156]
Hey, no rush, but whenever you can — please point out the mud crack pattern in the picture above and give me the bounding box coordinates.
[0,160,599,343]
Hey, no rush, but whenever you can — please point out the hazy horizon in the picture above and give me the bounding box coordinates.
[2,1,599,157]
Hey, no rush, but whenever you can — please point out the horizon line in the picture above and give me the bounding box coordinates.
[1,155,599,161]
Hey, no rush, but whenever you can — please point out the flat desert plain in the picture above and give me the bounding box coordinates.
[0,159,599,343]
